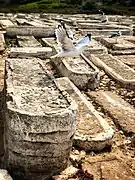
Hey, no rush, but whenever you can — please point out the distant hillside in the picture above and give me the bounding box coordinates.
[0,0,135,15]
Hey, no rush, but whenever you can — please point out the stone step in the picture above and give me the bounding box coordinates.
[9,47,52,58]
[0,33,5,52]
[6,26,55,37]
[0,169,13,180]
[17,36,42,47]
[42,38,100,90]
[114,55,135,66]
[6,57,77,179]
[87,91,135,136]
[55,77,114,151]
[90,54,135,89]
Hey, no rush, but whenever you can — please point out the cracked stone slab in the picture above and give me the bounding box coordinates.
[24,19,51,27]
[90,54,135,89]
[55,77,114,151]
[99,37,135,50]
[0,169,13,180]
[114,55,135,66]
[53,55,99,90]
[9,47,52,58]
[113,40,135,50]
[78,23,130,30]
[0,33,5,52]
[42,38,100,90]
[6,57,77,179]
[6,26,55,37]
[109,49,135,55]
[87,91,135,136]
[97,37,120,49]
[122,36,135,44]
[17,36,42,47]
[75,19,101,24]
[81,29,132,36]
[6,57,77,139]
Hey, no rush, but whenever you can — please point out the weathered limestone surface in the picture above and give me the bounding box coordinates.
[9,47,52,58]
[17,36,42,47]
[55,77,114,151]
[6,26,55,37]
[87,91,135,135]
[0,169,13,180]
[5,57,77,179]
[90,54,135,89]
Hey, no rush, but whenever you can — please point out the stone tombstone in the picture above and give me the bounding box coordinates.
[5,57,77,180]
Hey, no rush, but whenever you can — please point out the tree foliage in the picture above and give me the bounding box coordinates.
[1,0,135,6]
